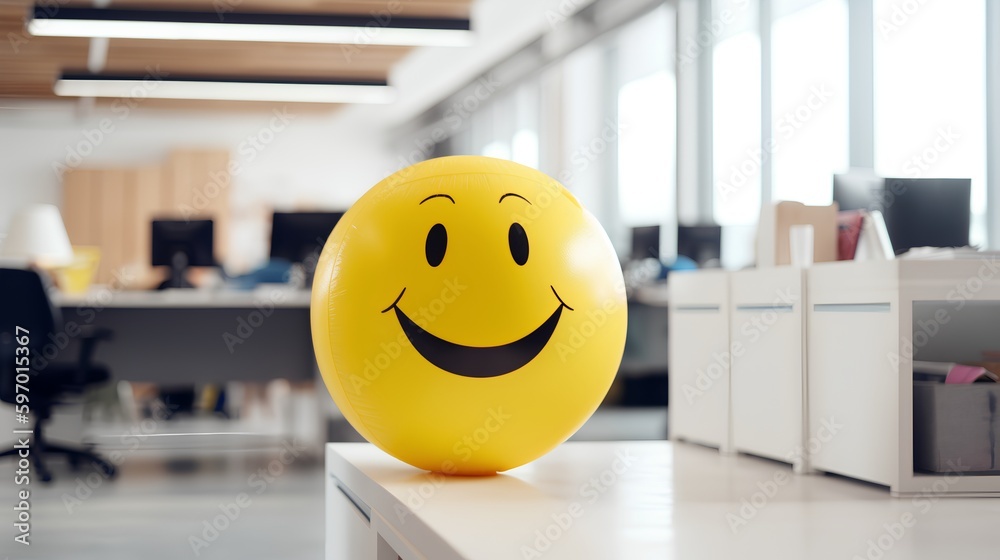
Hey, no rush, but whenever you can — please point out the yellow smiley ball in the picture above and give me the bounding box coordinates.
[311,156,627,474]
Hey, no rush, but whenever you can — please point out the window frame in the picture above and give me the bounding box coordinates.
[690,0,997,248]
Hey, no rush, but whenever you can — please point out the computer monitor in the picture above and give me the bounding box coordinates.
[630,225,660,261]
[269,212,344,269]
[677,225,722,267]
[880,178,971,255]
[833,170,883,212]
[151,219,215,289]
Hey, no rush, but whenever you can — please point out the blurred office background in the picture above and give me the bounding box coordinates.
[0,0,997,557]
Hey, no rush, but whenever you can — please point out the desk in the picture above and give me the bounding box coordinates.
[326,440,1000,560]
[325,441,669,560]
[51,287,314,383]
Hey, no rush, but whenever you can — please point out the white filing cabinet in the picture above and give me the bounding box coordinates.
[729,267,807,470]
[807,259,1000,496]
[668,270,732,451]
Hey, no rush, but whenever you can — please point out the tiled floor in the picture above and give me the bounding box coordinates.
[0,450,325,560]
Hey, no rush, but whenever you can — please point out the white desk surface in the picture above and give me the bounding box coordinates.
[52,285,311,308]
[328,440,1000,560]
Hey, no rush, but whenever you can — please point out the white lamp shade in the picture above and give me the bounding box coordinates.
[1,204,74,266]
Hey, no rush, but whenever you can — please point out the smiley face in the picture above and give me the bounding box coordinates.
[381,192,576,378]
[311,156,627,474]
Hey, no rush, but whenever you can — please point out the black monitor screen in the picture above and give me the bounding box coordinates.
[881,178,970,254]
[151,219,215,267]
[833,171,883,212]
[677,225,722,266]
[269,212,344,264]
[631,225,660,260]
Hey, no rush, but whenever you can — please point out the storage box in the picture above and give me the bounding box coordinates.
[756,201,838,267]
[913,381,1000,474]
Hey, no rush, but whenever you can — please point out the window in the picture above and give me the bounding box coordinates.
[617,70,676,227]
[479,82,541,167]
[615,6,676,234]
[874,0,987,246]
[713,0,761,226]
[511,82,540,169]
[770,0,849,205]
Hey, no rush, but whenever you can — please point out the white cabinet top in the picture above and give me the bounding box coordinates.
[327,441,670,560]
[329,440,1000,559]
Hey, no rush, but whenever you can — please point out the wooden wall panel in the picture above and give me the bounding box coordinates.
[164,149,231,262]
[97,169,127,285]
[161,151,189,214]
[131,166,163,283]
[202,150,231,262]
[120,171,139,273]
[59,148,229,288]
[62,169,101,246]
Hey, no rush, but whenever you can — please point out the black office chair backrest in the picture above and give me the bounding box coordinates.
[0,268,60,402]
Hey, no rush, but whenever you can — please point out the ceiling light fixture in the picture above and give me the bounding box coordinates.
[54,73,396,104]
[29,6,472,47]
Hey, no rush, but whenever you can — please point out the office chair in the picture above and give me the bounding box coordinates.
[0,267,117,482]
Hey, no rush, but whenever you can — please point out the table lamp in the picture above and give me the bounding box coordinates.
[1,203,74,267]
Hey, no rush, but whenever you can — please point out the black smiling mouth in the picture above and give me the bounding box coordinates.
[381,286,573,378]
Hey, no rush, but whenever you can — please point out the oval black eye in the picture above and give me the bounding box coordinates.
[425,223,447,267]
[508,223,529,266]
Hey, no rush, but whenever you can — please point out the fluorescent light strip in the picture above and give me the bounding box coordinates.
[28,8,472,47]
[55,76,395,104]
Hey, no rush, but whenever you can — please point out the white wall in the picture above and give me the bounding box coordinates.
[0,0,596,270]
[0,102,395,270]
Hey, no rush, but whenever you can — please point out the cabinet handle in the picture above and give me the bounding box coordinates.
[735,304,794,312]
[813,303,891,313]
[673,305,720,312]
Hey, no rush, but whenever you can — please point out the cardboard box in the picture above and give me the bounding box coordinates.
[757,201,839,267]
